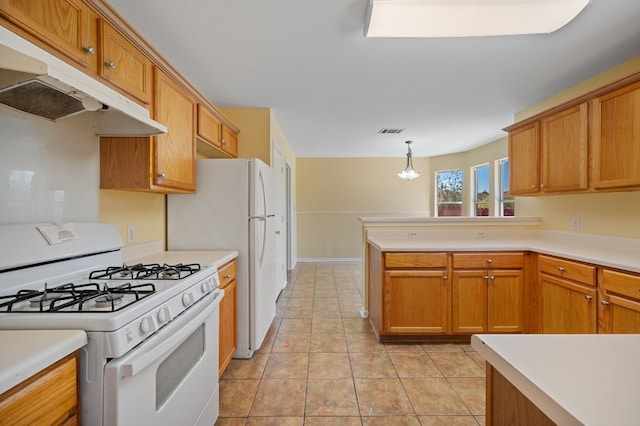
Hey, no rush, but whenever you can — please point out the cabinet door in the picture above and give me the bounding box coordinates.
[197,104,222,149]
[592,81,640,189]
[508,122,540,195]
[540,275,596,333]
[384,270,449,334]
[451,271,487,334]
[488,270,523,332]
[153,69,196,191]
[540,103,589,192]
[600,294,640,334]
[221,124,238,158]
[219,278,237,378]
[99,20,152,105]
[0,0,97,69]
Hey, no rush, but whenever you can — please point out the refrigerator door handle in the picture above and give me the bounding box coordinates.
[249,216,266,220]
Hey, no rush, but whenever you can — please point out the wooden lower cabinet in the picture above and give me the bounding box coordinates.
[384,270,449,334]
[218,259,237,378]
[599,269,640,333]
[486,364,555,426]
[452,269,524,334]
[0,352,80,425]
[538,255,596,334]
[451,252,525,334]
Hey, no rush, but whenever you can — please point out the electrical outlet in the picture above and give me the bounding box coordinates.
[572,218,581,230]
[127,225,136,243]
[408,231,418,239]
[475,230,486,238]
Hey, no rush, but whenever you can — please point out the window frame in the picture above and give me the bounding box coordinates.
[471,163,490,216]
[496,157,515,216]
[435,169,463,217]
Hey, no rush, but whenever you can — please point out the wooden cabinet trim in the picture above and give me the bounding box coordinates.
[452,252,524,269]
[538,254,595,286]
[384,252,448,268]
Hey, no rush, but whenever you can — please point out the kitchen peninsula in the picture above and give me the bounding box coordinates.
[361,217,640,341]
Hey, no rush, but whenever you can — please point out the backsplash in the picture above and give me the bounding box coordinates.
[0,108,100,224]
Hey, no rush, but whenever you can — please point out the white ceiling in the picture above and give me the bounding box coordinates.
[107,0,640,158]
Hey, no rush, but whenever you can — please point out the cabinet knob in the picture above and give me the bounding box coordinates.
[84,46,96,55]
[221,139,227,146]
[105,61,116,69]
[558,266,565,272]
[541,183,547,188]
[486,259,493,264]
[584,295,593,301]
[490,276,495,280]
[158,172,166,178]
[443,276,448,281]
[601,300,610,306]
[530,184,537,189]
[484,276,490,280]
[224,274,230,280]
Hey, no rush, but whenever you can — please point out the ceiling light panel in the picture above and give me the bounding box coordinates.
[365,0,590,38]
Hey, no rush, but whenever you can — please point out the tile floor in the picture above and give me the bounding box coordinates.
[216,262,487,426]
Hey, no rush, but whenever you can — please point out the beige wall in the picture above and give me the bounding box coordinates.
[220,108,272,165]
[296,157,431,260]
[99,190,166,246]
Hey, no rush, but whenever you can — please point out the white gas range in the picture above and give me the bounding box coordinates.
[0,223,224,426]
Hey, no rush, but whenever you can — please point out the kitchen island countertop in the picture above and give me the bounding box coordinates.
[471,334,640,425]
[0,330,87,395]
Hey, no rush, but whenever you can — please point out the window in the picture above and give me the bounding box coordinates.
[473,164,490,216]
[498,158,515,216]
[436,169,463,216]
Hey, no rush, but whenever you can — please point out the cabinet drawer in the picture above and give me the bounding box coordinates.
[452,252,524,269]
[539,255,595,286]
[218,260,237,289]
[197,104,221,148]
[385,252,447,268]
[602,269,640,300]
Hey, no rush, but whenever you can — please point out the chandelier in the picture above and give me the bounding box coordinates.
[397,140,421,181]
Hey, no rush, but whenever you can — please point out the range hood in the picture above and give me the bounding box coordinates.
[0,26,166,136]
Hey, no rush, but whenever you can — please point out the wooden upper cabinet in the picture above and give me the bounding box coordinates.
[98,20,152,105]
[0,0,98,70]
[221,124,238,157]
[508,122,540,195]
[592,80,640,189]
[197,104,222,149]
[540,102,589,192]
[153,68,196,191]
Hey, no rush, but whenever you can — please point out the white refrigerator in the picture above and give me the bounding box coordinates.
[167,158,277,358]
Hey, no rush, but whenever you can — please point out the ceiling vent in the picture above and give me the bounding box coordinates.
[378,128,405,134]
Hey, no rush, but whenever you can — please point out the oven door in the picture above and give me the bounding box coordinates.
[103,288,223,426]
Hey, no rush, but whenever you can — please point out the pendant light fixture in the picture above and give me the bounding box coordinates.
[397,140,421,180]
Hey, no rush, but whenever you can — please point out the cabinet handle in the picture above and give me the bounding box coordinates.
[584,295,593,301]
[443,276,448,281]
[558,266,565,272]
[486,259,493,264]
[83,46,96,55]
[601,300,610,306]
[105,61,116,69]
[490,276,495,280]
[224,274,230,280]
[541,183,546,188]
[530,184,537,189]
[158,172,166,178]
[484,276,489,280]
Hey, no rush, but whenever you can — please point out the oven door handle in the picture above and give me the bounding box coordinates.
[120,288,223,378]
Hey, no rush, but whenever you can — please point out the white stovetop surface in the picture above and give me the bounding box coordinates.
[0,330,87,395]
[472,334,640,426]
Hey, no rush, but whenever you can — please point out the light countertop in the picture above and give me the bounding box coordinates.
[471,334,640,426]
[126,250,239,269]
[0,330,87,395]
[367,229,640,273]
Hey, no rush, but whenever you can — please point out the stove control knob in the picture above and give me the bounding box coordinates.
[140,316,155,334]
[182,292,194,307]
[157,307,171,323]
[201,281,212,293]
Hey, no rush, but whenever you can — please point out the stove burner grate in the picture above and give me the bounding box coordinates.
[89,263,201,280]
[0,282,156,313]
